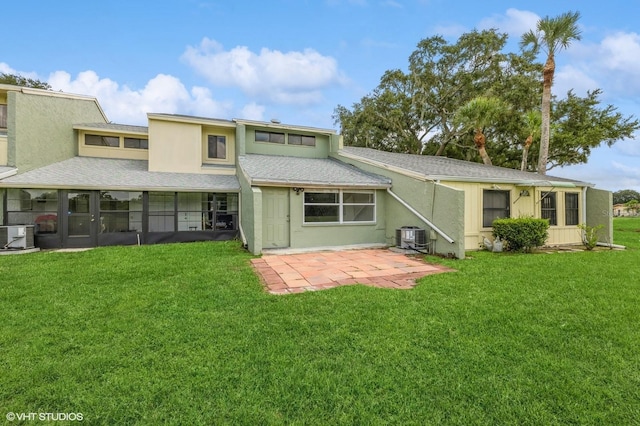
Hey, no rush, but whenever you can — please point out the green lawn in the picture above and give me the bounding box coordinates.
[1,219,639,425]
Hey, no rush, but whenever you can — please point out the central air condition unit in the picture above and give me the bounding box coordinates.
[0,225,36,250]
[396,226,427,249]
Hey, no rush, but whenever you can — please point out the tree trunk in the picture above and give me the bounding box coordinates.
[474,128,492,165]
[538,54,555,174]
[521,134,533,171]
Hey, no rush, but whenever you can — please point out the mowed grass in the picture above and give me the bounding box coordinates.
[1,219,639,425]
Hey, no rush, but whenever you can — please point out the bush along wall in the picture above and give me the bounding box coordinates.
[492,218,550,253]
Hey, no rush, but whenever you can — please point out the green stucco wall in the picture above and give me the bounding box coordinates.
[238,167,262,254]
[333,153,466,259]
[8,91,106,173]
[0,189,5,225]
[243,128,330,158]
[287,188,387,249]
[586,187,614,245]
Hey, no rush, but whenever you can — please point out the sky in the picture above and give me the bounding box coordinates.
[3,0,640,193]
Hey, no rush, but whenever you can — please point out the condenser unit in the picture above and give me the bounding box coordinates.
[0,225,35,250]
[396,226,427,249]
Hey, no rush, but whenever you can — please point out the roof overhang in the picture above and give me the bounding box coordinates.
[248,178,391,189]
[0,167,18,180]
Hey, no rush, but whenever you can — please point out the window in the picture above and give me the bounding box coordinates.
[565,193,579,226]
[0,104,7,129]
[148,192,175,232]
[255,131,285,144]
[483,190,510,227]
[541,192,557,226]
[304,190,375,224]
[207,135,227,159]
[99,191,143,233]
[85,134,120,147]
[124,137,148,149]
[6,189,58,234]
[289,134,316,146]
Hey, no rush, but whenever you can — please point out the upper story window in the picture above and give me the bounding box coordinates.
[255,131,285,144]
[124,137,148,149]
[85,134,120,147]
[207,135,227,159]
[1,104,8,129]
[541,192,557,226]
[84,133,148,149]
[483,190,510,227]
[289,134,316,146]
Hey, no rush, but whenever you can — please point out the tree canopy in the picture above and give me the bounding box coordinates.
[613,189,640,205]
[333,29,639,171]
[0,73,51,90]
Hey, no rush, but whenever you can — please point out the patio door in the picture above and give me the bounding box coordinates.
[63,190,99,248]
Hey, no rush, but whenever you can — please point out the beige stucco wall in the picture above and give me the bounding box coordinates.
[78,131,148,160]
[0,135,7,165]
[148,118,236,174]
[586,187,614,244]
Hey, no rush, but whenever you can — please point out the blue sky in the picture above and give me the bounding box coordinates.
[3,0,639,193]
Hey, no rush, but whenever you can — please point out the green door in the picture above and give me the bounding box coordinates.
[263,188,289,248]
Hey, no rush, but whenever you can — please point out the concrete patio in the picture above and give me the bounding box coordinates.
[251,248,455,295]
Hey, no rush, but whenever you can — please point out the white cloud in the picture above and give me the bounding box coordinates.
[478,8,539,38]
[239,102,266,121]
[47,70,231,125]
[615,137,640,157]
[181,38,347,105]
[554,65,599,97]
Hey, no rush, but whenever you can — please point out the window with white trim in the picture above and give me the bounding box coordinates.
[207,135,227,159]
[0,104,7,129]
[304,190,375,224]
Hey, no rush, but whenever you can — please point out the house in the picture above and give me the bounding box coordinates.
[0,84,613,258]
[613,203,637,217]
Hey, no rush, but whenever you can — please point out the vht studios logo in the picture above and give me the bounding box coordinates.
[6,412,84,422]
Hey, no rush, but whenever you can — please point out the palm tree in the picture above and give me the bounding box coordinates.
[454,96,506,166]
[520,111,541,171]
[520,11,581,175]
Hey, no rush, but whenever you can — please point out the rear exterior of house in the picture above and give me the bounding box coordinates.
[0,85,613,257]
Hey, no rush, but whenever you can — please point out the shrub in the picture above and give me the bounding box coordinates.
[492,218,549,252]
[577,223,604,250]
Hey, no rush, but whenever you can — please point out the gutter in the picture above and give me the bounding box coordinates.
[386,188,455,244]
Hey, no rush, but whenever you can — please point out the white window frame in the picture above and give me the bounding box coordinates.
[303,189,376,225]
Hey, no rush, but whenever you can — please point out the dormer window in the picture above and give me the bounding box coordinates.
[207,135,227,159]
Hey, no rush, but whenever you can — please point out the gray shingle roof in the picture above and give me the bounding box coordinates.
[239,154,391,188]
[0,166,17,179]
[340,147,590,186]
[0,157,239,191]
[74,123,149,133]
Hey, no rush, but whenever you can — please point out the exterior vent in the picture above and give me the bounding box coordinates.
[0,225,35,250]
[396,226,427,249]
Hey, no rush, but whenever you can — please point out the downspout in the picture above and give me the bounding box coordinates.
[386,188,455,244]
[581,186,587,225]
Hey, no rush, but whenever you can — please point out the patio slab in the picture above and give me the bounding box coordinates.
[251,248,455,295]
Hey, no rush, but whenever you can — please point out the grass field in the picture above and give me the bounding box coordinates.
[1,218,639,424]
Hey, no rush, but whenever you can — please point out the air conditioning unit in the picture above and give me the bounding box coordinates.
[396,226,427,249]
[0,225,35,250]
